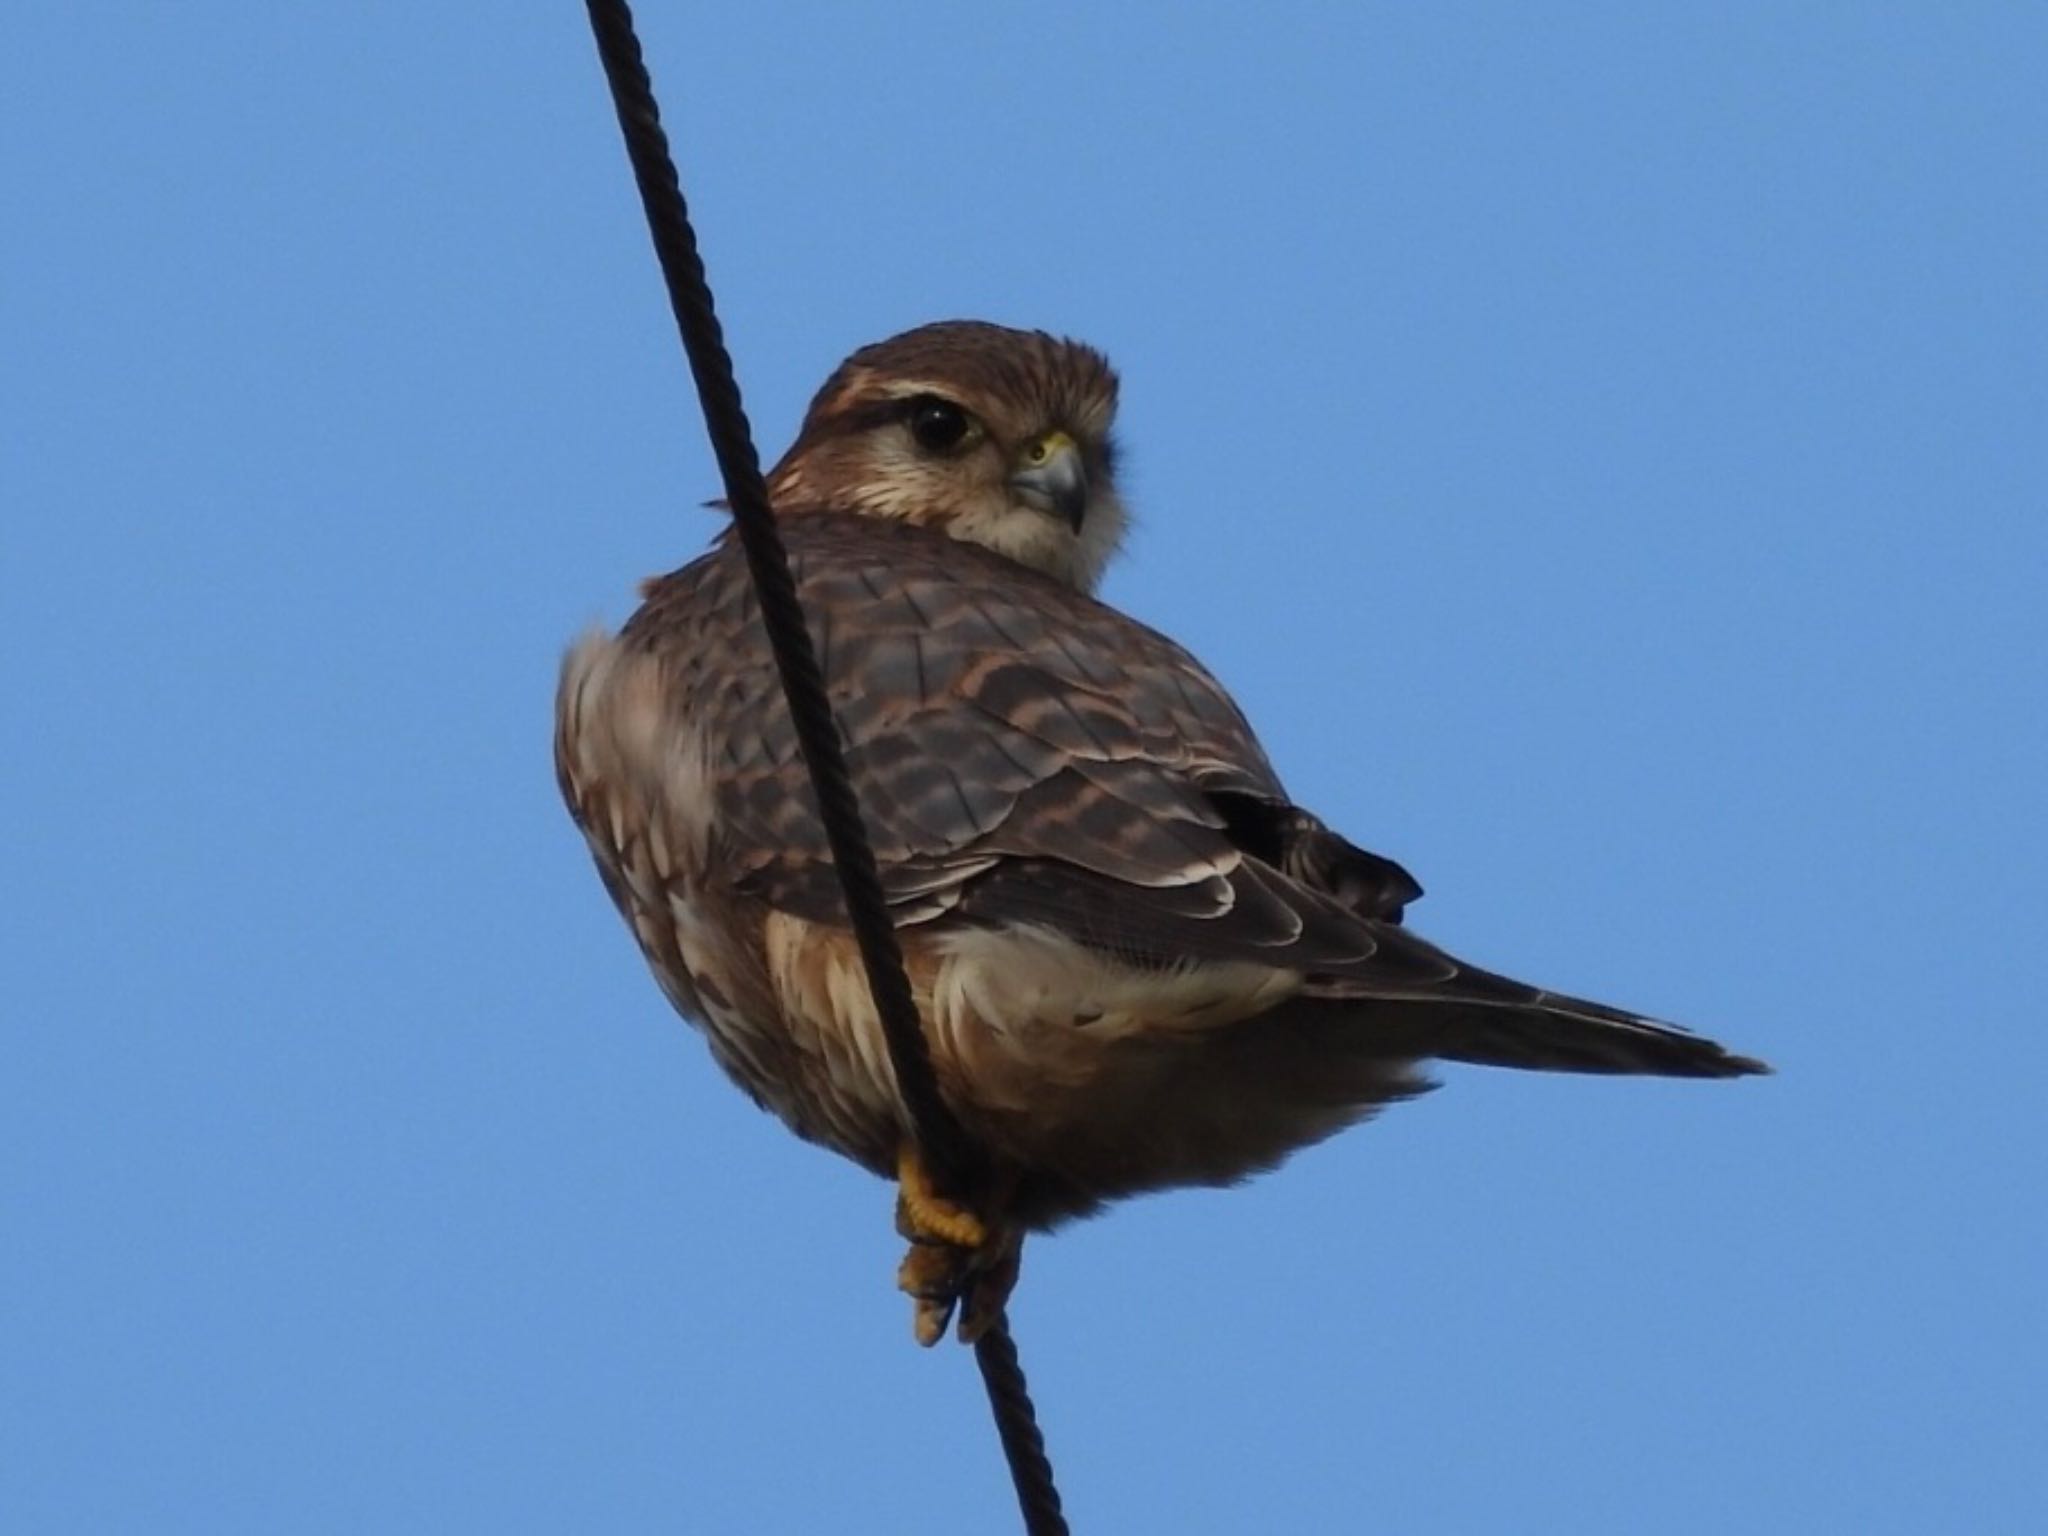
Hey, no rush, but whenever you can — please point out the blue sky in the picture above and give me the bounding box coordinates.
[5,5,2044,1531]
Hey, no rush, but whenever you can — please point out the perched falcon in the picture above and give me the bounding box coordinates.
[556,321,1766,1343]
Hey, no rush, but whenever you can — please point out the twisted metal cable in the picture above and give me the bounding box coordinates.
[974,1324,1067,1533]
[581,5,1066,1531]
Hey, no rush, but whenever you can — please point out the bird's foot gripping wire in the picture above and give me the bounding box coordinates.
[894,1141,1021,1347]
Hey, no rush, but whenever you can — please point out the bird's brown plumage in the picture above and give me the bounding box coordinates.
[556,320,1765,1236]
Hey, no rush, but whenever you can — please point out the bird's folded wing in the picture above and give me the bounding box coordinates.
[629,514,1418,974]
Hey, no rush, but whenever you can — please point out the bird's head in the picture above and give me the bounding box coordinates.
[765,321,1125,590]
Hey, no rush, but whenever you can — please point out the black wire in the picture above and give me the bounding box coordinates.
[580,5,1067,1532]
[976,1325,1068,1535]
[581,0,978,1196]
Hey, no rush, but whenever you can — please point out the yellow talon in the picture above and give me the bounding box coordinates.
[890,1142,1023,1346]
[895,1141,988,1249]
[897,1243,965,1348]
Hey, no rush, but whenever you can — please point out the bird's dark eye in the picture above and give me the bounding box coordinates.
[905,395,974,454]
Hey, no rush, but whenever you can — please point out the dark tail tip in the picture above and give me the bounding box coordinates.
[1430,998,1771,1081]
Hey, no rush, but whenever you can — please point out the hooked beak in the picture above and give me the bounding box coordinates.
[1007,431,1089,531]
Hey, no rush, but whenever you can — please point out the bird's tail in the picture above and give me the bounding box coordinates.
[1315,926,1770,1079]
[1420,982,1769,1078]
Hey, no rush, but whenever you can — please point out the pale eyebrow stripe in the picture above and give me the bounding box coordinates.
[875,379,963,399]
